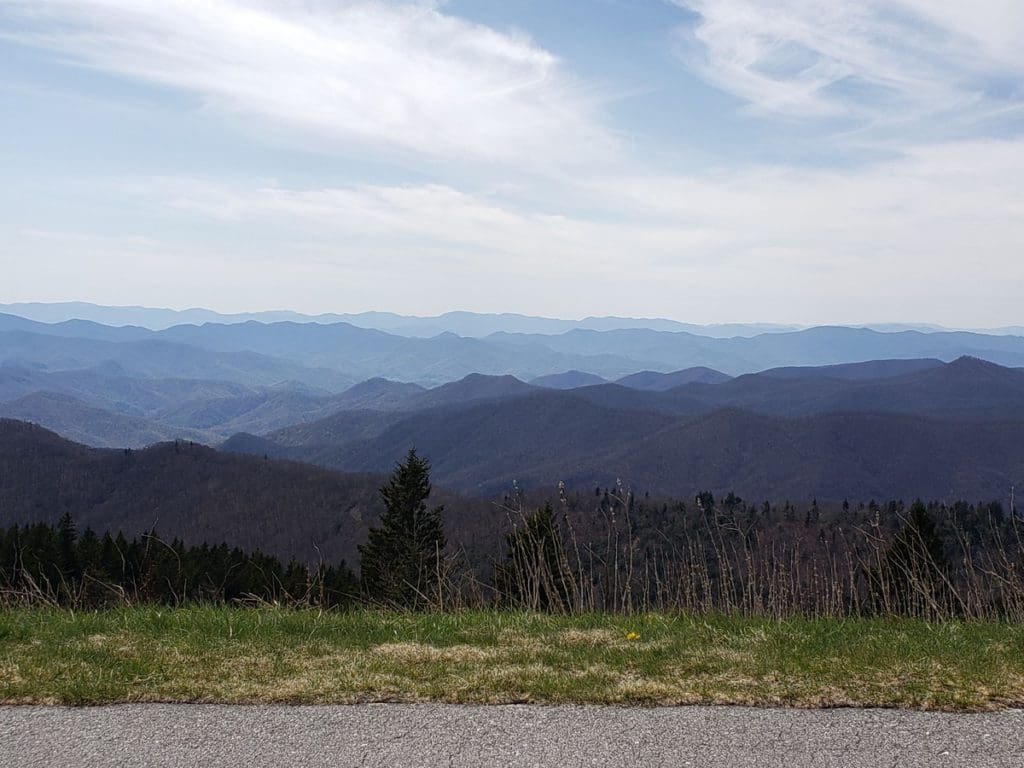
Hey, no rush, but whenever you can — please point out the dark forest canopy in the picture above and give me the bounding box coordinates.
[2,489,1021,618]
[2,420,1022,618]
[2,418,1021,565]
[0,514,357,608]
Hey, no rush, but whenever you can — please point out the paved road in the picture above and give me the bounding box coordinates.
[1,704,1021,767]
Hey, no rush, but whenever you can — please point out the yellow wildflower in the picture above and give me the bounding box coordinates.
[625,631,641,641]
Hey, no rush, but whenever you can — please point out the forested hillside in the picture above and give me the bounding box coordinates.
[4,418,1021,618]
[224,357,1024,501]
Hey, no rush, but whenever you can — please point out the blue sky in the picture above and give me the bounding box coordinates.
[1,0,1023,325]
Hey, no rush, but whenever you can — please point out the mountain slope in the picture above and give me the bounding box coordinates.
[159,322,643,384]
[800,356,1024,418]
[757,358,944,381]
[232,360,1024,501]
[530,370,609,389]
[0,330,353,390]
[616,367,731,390]
[493,326,1024,374]
[330,378,426,410]
[0,393,214,448]
[229,389,680,493]
[0,364,254,417]
[398,373,537,410]
[0,419,488,566]
[243,374,549,459]
[587,408,1024,502]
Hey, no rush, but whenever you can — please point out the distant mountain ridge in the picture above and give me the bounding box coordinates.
[5,303,1024,483]
[616,367,732,390]
[0,302,802,337]
[5,322,1024,452]
[6,312,1024,388]
[220,356,1024,501]
[0,392,213,448]
[0,324,353,389]
[8,301,1024,338]
[5,353,1024,504]
[530,370,609,389]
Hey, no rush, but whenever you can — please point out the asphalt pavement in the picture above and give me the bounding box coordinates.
[1,704,1021,767]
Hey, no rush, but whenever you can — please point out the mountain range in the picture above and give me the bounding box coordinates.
[219,356,1024,501]
[4,309,1024,389]
[0,419,504,566]
[7,301,1024,337]
[0,302,801,337]
[2,305,1023,502]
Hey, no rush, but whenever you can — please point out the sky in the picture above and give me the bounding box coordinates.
[1,0,1023,326]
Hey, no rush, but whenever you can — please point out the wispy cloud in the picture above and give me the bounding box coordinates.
[149,178,730,281]
[672,0,1024,130]
[0,0,613,166]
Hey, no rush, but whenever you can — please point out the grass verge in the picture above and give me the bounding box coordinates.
[1,608,1022,710]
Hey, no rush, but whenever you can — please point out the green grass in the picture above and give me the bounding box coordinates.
[1,608,1022,710]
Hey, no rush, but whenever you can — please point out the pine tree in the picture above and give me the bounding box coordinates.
[358,448,446,608]
[871,500,951,616]
[494,502,573,611]
[57,512,81,585]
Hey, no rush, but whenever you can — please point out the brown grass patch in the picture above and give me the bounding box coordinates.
[371,642,500,664]
[559,628,621,646]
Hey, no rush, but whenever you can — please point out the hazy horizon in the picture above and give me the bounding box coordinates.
[5,299,1024,335]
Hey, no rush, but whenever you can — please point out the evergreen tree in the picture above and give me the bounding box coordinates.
[494,502,573,611]
[871,500,951,616]
[77,528,101,579]
[358,448,446,608]
[57,513,80,585]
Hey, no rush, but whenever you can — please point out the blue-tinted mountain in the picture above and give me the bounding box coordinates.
[0,364,253,417]
[583,407,1024,502]
[0,311,151,342]
[160,378,425,436]
[0,302,802,337]
[8,309,1024,386]
[0,392,213,448]
[491,326,1024,374]
[792,356,1024,419]
[530,370,609,389]
[329,378,426,410]
[757,358,944,381]
[0,329,354,390]
[229,357,1024,500]
[398,373,537,410]
[239,395,1024,501]
[274,390,670,495]
[154,389,341,435]
[616,367,731,390]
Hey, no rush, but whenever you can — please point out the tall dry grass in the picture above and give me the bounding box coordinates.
[4,493,1023,621]
[478,490,1024,621]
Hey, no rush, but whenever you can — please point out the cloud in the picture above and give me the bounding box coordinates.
[4,1,1022,326]
[672,0,1024,129]
[123,135,1024,324]
[0,0,612,166]
[150,178,730,281]
[18,228,159,248]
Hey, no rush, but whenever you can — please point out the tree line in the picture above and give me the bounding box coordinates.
[0,515,358,608]
[3,447,1023,619]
